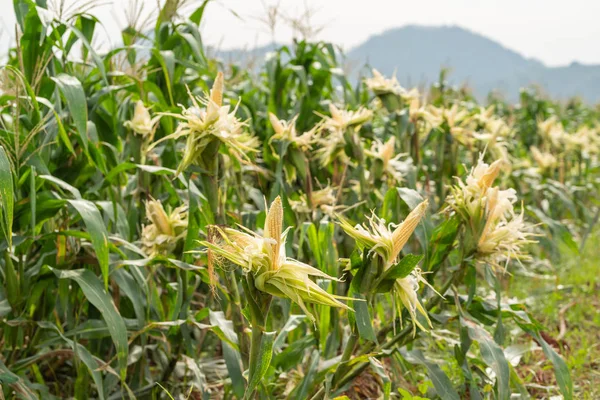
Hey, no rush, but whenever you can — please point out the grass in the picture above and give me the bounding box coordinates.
[510,230,600,398]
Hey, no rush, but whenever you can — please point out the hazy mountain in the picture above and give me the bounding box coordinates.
[214,25,600,102]
[347,25,600,102]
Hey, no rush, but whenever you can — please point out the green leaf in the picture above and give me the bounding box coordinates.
[29,166,36,234]
[154,50,175,105]
[52,74,89,153]
[0,299,11,318]
[209,310,244,397]
[177,22,207,67]
[528,330,573,400]
[396,187,424,210]
[68,200,110,290]
[190,0,211,25]
[317,280,332,350]
[112,269,145,329]
[349,249,364,270]
[38,321,106,400]
[120,257,209,284]
[508,363,530,399]
[246,330,276,398]
[39,174,82,199]
[104,163,175,183]
[0,146,14,248]
[52,268,128,380]
[54,108,76,156]
[221,340,245,399]
[461,317,510,400]
[408,349,460,400]
[0,359,38,399]
[273,335,315,370]
[0,372,18,384]
[381,186,400,221]
[353,293,377,342]
[97,201,130,239]
[305,223,323,269]
[381,254,423,281]
[67,24,108,83]
[295,349,319,399]
[318,221,337,276]
[183,180,202,263]
[274,315,306,352]
[4,252,19,308]
[16,4,45,84]
[425,215,460,272]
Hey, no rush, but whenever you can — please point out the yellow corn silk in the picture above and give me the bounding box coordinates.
[365,69,405,96]
[200,196,352,320]
[324,103,373,132]
[149,71,259,174]
[406,92,442,129]
[141,199,188,257]
[537,116,568,151]
[530,146,558,171]
[124,100,159,138]
[364,70,437,128]
[315,103,373,167]
[338,199,435,334]
[268,112,320,183]
[460,106,514,161]
[365,136,413,183]
[268,113,317,152]
[289,186,343,217]
[447,156,537,268]
[566,125,600,155]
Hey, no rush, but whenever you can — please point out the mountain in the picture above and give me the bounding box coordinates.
[214,26,600,103]
[346,25,600,102]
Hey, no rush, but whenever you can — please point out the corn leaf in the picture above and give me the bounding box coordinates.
[52,268,128,380]
[0,147,14,248]
[408,349,460,400]
[52,74,89,154]
[68,200,110,290]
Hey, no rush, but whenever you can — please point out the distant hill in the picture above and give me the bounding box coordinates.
[214,25,600,102]
[347,25,600,102]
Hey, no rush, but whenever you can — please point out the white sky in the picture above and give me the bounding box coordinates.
[1,0,600,67]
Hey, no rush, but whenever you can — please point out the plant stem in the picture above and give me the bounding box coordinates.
[247,321,264,394]
[332,331,359,384]
[309,386,325,400]
[227,270,249,366]
[242,277,272,400]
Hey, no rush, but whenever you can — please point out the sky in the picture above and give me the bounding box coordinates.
[1,0,600,67]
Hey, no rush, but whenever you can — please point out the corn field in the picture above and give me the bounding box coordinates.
[0,1,598,399]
